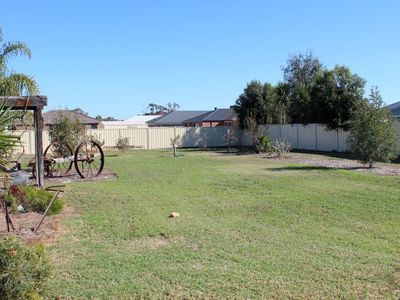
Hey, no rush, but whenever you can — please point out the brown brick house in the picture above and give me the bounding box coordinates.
[43,110,100,129]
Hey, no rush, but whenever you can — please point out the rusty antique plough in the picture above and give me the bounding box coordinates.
[31,140,104,179]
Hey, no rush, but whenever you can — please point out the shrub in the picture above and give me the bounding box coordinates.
[49,113,86,150]
[6,186,63,215]
[271,138,291,158]
[0,236,51,300]
[348,87,400,167]
[116,137,130,152]
[224,128,238,153]
[259,135,272,153]
[21,187,63,215]
[170,135,181,157]
[87,133,105,147]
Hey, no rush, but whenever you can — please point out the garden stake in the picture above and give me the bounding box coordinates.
[34,189,61,234]
[3,198,14,232]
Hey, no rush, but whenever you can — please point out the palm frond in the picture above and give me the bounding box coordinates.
[0,101,20,168]
[0,41,31,61]
[0,73,39,96]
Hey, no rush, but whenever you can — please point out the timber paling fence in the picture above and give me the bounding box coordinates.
[14,124,350,155]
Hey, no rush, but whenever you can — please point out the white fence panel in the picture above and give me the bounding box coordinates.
[267,125,280,140]
[280,125,298,149]
[12,124,353,154]
[338,129,350,152]
[297,124,317,150]
[148,127,175,149]
[316,125,338,152]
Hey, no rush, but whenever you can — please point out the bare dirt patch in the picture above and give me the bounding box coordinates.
[0,205,78,245]
[41,169,118,184]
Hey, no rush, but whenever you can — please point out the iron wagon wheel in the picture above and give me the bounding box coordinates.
[32,141,73,178]
[74,140,104,178]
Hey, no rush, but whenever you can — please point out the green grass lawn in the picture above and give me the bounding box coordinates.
[46,150,400,299]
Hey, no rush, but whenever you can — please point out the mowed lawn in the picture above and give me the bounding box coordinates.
[47,150,400,299]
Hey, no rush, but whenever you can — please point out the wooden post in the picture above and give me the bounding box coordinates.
[34,107,44,187]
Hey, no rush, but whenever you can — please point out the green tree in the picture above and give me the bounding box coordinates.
[312,66,366,129]
[145,102,180,115]
[282,51,324,123]
[274,82,290,124]
[0,28,39,96]
[233,80,279,128]
[348,87,400,167]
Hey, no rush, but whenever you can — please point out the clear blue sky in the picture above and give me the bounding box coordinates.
[2,0,400,119]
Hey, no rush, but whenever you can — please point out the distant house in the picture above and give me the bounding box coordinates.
[100,115,161,129]
[147,111,210,127]
[184,108,238,127]
[385,101,400,119]
[43,110,100,129]
[147,109,238,127]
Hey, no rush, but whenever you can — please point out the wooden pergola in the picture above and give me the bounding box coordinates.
[0,96,47,187]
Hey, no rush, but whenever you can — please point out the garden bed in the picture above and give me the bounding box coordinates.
[0,205,77,245]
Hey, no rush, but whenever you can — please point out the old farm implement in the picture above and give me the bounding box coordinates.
[31,140,104,179]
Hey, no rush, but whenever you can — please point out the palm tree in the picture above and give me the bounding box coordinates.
[0,27,39,96]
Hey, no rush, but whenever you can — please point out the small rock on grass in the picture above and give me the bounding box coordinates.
[169,212,180,218]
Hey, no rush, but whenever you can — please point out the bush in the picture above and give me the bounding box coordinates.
[348,87,400,167]
[0,236,51,300]
[6,185,63,215]
[87,133,105,147]
[116,137,130,152]
[49,113,86,150]
[271,138,291,158]
[258,135,272,153]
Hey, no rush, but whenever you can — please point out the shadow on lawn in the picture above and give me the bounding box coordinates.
[266,165,372,172]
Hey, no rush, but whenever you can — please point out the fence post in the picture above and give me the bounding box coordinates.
[279,125,282,139]
[296,124,299,149]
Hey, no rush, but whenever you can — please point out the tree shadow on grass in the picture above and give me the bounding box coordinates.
[266,165,372,172]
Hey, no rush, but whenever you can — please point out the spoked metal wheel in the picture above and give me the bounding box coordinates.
[74,140,104,178]
[43,141,73,177]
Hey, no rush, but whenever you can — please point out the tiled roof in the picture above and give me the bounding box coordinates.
[43,110,99,125]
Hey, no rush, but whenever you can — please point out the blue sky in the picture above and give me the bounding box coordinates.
[2,0,400,119]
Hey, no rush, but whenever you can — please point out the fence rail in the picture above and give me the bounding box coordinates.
[13,124,350,155]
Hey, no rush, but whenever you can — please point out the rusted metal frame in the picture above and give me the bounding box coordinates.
[34,185,65,233]
[2,198,15,232]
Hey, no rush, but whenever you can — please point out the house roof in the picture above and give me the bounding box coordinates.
[147,111,209,126]
[100,115,162,127]
[202,108,237,122]
[183,108,237,124]
[183,111,214,124]
[385,101,400,117]
[124,115,162,124]
[43,110,99,125]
